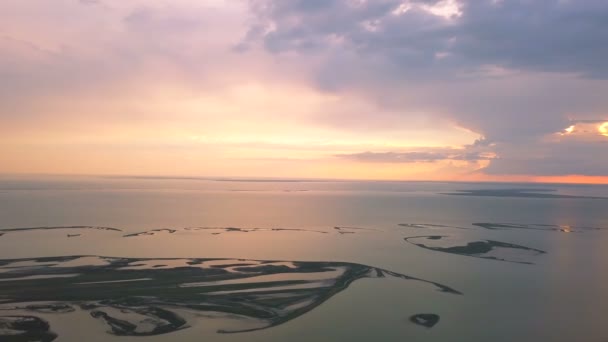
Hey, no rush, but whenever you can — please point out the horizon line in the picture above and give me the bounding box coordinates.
[1,172,608,186]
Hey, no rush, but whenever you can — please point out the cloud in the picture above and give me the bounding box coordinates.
[242,0,608,139]
[79,0,101,5]
[0,1,259,121]
[484,139,608,176]
[245,0,608,79]
[1,0,607,179]
[336,147,496,163]
[244,0,608,176]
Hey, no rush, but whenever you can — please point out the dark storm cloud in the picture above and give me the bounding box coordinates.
[246,0,608,78]
[453,0,608,78]
[243,0,608,140]
[245,0,608,176]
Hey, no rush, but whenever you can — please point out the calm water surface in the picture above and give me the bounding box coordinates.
[1,176,607,342]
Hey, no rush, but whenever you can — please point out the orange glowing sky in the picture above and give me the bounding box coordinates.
[1,0,607,183]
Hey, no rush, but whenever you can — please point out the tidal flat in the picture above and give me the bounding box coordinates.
[0,256,459,340]
[404,236,546,264]
[441,188,608,200]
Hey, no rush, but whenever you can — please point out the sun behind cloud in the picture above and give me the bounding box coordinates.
[600,122,608,137]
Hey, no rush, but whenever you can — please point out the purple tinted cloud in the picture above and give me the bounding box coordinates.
[336,148,495,163]
[245,0,608,176]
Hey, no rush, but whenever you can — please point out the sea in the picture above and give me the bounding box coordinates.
[0,175,607,342]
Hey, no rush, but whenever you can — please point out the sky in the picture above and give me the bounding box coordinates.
[1,0,607,183]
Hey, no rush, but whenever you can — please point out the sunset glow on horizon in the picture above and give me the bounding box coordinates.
[1,0,607,184]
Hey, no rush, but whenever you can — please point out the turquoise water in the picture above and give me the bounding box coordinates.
[1,176,607,341]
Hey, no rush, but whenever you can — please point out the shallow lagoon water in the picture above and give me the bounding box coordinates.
[0,176,608,341]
